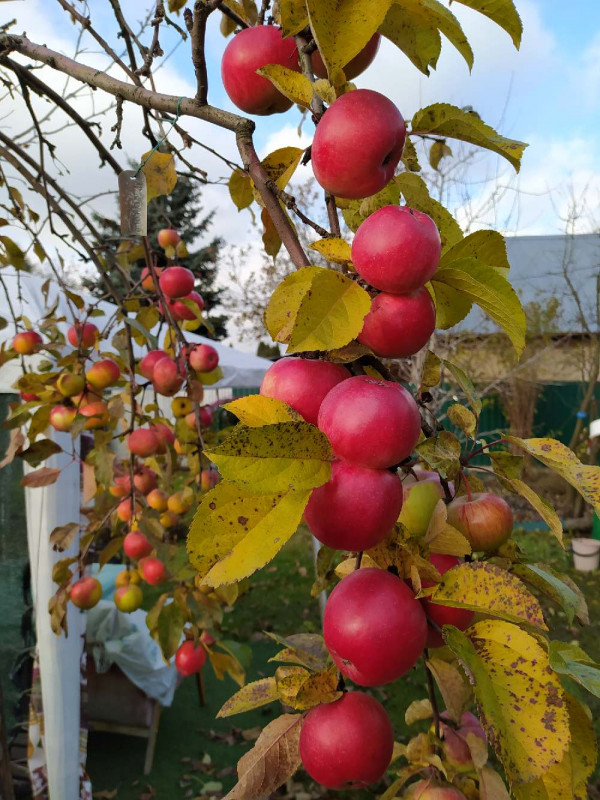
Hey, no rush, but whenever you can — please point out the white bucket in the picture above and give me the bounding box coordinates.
[572,537,600,571]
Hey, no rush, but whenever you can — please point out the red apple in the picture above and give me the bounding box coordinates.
[404,779,467,799]
[175,640,207,676]
[139,349,169,380]
[123,530,153,560]
[438,711,487,772]
[141,557,167,586]
[67,322,98,349]
[421,554,474,648]
[305,462,402,550]
[311,34,381,80]
[117,500,141,523]
[79,401,110,430]
[20,392,39,402]
[260,357,350,426]
[133,467,157,495]
[358,288,436,358]
[189,344,219,373]
[352,206,441,294]
[221,26,300,115]
[70,576,102,610]
[50,405,77,432]
[318,376,421,469]
[200,406,213,427]
[114,583,143,613]
[147,488,168,512]
[311,90,406,200]
[200,630,216,646]
[159,266,195,299]
[300,691,393,789]
[324,568,427,686]
[200,469,219,491]
[86,358,120,391]
[12,331,42,355]
[151,423,175,453]
[446,493,513,551]
[141,266,162,291]
[127,428,160,457]
[163,290,205,321]
[152,356,184,396]
[157,229,181,249]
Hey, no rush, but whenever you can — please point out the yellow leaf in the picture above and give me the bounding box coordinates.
[268,632,330,671]
[308,237,353,265]
[426,500,472,557]
[265,266,371,353]
[252,147,304,206]
[168,0,186,11]
[275,665,341,710]
[426,657,473,723]
[218,677,280,718]
[257,65,313,108]
[440,229,510,278]
[224,396,301,427]
[306,0,392,85]
[478,766,511,799]
[141,150,177,201]
[445,620,569,784]
[204,421,332,494]
[412,103,528,172]
[187,482,310,586]
[452,0,522,48]
[429,139,453,170]
[405,698,433,726]
[402,137,422,172]
[420,349,442,390]
[506,436,600,514]
[312,78,338,105]
[395,172,463,249]
[430,280,473,329]
[433,258,526,356]
[223,714,303,800]
[447,403,476,437]
[229,169,253,211]
[280,0,309,35]
[431,562,547,629]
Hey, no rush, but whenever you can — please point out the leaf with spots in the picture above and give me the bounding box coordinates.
[451,0,522,48]
[416,430,462,480]
[204,421,332,494]
[279,0,309,35]
[308,237,353,265]
[224,396,301,427]
[431,561,547,629]
[265,266,371,353]
[187,482,310,587]
[275,665,341,710]
[447,403,476,437]
[252,147,304,206]
[506,436,600,514]
[141,150,177,202]
[257,65,313,109]
[217,677,279,718]
[267,632,330,671]
[223,713,303,800]
[445,620,569,784]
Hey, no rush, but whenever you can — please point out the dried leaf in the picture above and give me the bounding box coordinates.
[22,466,61,488]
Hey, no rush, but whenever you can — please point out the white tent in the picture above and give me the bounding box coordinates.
[0,270,271,800]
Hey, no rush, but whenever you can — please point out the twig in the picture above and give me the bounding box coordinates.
[424,653,441,740]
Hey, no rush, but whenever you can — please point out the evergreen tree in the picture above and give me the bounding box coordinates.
[89,176,227,339]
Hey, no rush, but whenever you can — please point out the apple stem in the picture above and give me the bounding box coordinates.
[355,551,363,570]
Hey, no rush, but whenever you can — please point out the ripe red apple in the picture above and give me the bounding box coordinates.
[305,462,402,550]
[311,90,406,200]
[114,583,143,613]
[147,488,168,512]
[311,34,381,80]
[141,557,167,586]
[399,469,450,536]
[200,406,213,427]
[141,266,162,291]
[324,568,427,686]
[157,229,181,249]
[79,401,110,430]
[117,500,141,523]
[200,469,219,491]
[139,349,170,380]
[221,26,300,115]
[67,322,98,349]
[358,288,436,358]
[152,356,184,396]
[86,358,120,391]
[163,290,205,321]
[300,691,393,789]
[438,711,487,772]
[446,493,514,551]
[133,467,157,495]
[421,554,474,648]
[127,428,160,457]
[123,530,153,560]
[318,376,421,469]
[200,630,216,646]
[12,331,42,355]
[352,206,442,293]
[159,266,195,299]
[70,576,102,610]
[404,779,467,799]
[175,640,207,676]
[260,357,350,426]
[109,481,129,499]
[50,405,77,432]
[57,372,86,398]
[188,343,219,373]
[20,392,39,402]
[151,423,175,453]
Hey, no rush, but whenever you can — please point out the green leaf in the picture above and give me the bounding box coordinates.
[549,641,600,699]
[0,236,26,269]
[445,620,569,784]
[204,421,332,494]
[224,396,301,427]
[429,280,473,329]
[395,172,463,248]
[440,229,510,277]
[451,0,522,48]
[442,359,482,414]
[265,266,371,354]
[187,482,310,586]
[512,563,588,626]
[306,0,392,84]
[411,103,528,171]
[432,258,526,355]
[401,137,422,172]
[18,438,62,467]
[279,0,309,35]
[228,169,253,211]
[156,601,186,661]
[431,561,547,629]
[308,238,353,265]
[257,65,313,108]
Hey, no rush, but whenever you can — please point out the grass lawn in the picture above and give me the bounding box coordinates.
[83,525,600,798]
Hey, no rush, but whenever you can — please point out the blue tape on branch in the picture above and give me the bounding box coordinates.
[134,96,184,176]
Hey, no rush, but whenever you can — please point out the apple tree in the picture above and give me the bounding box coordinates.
[1,1,600,798]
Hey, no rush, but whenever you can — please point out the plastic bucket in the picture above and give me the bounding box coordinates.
[572,537,600,571]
